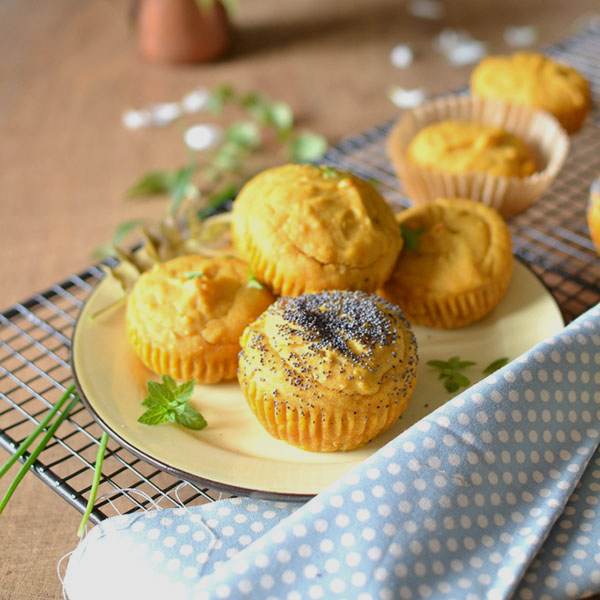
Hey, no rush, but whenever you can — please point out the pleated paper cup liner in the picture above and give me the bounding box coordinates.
[387,95,570,218]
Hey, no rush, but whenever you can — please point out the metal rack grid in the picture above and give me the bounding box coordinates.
[1,27,599,524]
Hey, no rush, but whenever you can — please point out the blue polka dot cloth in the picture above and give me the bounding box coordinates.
[65,303,600,600]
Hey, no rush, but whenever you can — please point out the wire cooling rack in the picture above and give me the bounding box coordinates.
[1,27,600,524]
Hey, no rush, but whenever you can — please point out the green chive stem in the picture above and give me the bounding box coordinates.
[77,431,109,538]
[0,385,75,480]
[0,394,80,515]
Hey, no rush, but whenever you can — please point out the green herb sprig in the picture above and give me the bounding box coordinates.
[77,431,109,538]
[0,386,79,515]
[246,268,265,290]
[138,375,207,431]
[400,225,424,252]
[427,356,510,393]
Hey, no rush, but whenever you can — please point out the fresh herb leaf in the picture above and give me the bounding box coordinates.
[288,131,328,162]
[317,165,342,179]
[427,356,476,394]
[138,375,207,431]
[267,101,294,132]
[126,170,176,198]
[226,121,261,149]
[483,357,509,375]
[170,164,197,217]
[196,184,238,221]
[206,83,235,113]
[400,224,424,252]
[247,268,265,290]
[185,271,205,279]
[77,431,109,537]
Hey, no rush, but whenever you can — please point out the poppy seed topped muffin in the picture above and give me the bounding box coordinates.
[231,164,402,296]
[471,52,591,134]
[126,254,275,383]
[237,290,418,452]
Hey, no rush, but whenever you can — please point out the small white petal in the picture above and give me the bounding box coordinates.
[446,39,487,66]
[181,88,209,114]
[184,124,222,151]
[435,28,471,53]
[122,109,152,130]
[390,45,415,68]
[407,0,445,20]
[503,26,538,48]
[150,102,182,126]
[389,87,427,109]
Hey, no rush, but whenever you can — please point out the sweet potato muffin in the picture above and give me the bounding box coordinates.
[126,254,275,383]
[378,198,513,329]
[231,164,402,296]
[406,120,537,178]
[471,52,591,134]
[588,177,600,256]
[237,290,418,452]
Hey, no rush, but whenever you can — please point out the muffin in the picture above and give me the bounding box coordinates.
[126,254,275,383]
[378,198,513,329]
[471,52,591,134]
[406,120,537,178]
[238,290,418,452]
[588,177,600,256]
[231,164,402,296]
[386,95,570,218]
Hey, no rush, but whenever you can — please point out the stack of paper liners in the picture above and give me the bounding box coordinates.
[387,96,570,218]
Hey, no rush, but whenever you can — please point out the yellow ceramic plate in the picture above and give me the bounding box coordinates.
[72,260,564,501]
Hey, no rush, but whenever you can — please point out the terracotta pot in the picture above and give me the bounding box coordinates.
[136,0,232,64]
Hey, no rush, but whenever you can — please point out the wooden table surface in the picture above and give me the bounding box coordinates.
[1,0,598,597]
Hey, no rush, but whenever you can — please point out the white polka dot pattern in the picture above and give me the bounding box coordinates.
[64,305,600,600]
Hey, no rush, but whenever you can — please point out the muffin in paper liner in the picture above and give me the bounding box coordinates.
[378,198,513,329]
[387,95,570,218]
[237,291,418,452]
[126,254,275,384]
[588,176,600,256]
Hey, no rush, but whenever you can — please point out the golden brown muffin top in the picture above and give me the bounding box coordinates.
[471,52,590,121]
[393,198,513,295]
[232,164,401,272]
[127,254,275,352]
[239,290,418,410]
[407,120,537,178]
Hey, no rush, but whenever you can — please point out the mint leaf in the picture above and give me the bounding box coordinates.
[176,405,208,430]
[317,165,342,179]
[427,357,475,394]
[483,357,509,375]
[185,271,205,279]
[126,171,176,198]
[226,121,261,149]
[268,101,293,132]
[138,405,168,425]
[247,268,265,290]
[138,376,207,431]
[288,131,328,162]
[400,225,424,252]
[170,164,197,217]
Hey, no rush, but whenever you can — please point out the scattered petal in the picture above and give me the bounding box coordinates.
[181,88,210,113]
[150,102,182,127]
[446,39,487,66]
[407,0,445,20]
[388,86,427,109]
[122,109,152,130]
[390,44,415,69]
[503,26,538,48]
[435,28,487,66]
[183,124,223,151]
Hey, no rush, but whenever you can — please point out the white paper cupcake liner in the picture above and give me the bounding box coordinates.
[387,95,570,218]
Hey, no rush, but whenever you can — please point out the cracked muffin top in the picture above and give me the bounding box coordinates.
[231,164,402,296]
